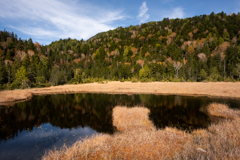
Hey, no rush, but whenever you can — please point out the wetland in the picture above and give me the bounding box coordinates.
[1,93,240,159]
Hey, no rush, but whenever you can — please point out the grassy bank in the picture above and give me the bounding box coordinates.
[42,103,240,160]
[1,82,240,106]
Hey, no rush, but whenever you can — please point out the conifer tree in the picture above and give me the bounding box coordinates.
[14,66,29,88]
[198,69,207,81]
[209,67,220,81]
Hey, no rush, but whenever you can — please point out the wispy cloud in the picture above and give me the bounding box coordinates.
[0,0,126,44]
[167,7,185,19]
[138,2,150,23]
[161,0,175,3]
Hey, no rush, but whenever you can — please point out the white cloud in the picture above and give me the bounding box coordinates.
[138,2,150,23]
[167,7,185,19]
[0,0,126,44]
[161,0,175,3]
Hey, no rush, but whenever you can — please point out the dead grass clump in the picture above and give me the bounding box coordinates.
[43,106,192,159]
[42,134,113,160]
[113,106,154,131]
[175,118,240,160]
[207,103,240,119]
[43,126,191,160]
[175,103,240,160]
[43,104,240,160]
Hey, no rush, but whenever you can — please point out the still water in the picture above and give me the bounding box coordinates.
[0,93,240,160]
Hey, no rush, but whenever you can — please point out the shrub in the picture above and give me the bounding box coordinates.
[131,77,138,82]
[11,81,21,90]
[120,78,125,82]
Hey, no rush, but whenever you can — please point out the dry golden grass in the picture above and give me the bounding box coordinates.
[42,104,240,160]
[42,106,191,160]
[113,106,154,131]
[175,118,240,160]
[1,82,240,105]
[207,102,240,119]
[174,103,240,160]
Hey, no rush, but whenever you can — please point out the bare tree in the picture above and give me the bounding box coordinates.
[173,61,183,78]
[197,53,207,62]
[232,36,237,47]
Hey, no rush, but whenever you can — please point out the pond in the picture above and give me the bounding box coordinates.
[0,93,240,160]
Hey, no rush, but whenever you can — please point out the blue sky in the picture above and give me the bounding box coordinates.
[0,0,239,45]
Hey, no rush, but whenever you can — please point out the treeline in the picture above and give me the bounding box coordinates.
[1,11,240,90]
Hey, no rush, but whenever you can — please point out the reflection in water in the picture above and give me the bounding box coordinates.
[0,93,240,160]
[0,94,115,143]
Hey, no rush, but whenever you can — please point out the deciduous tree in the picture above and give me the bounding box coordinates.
[173,61,183,78]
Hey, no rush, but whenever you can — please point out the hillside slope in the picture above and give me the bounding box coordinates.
[0,11,240,90]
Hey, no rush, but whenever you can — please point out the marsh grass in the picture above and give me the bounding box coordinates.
[207,102,240,119]
[42,104,240,160]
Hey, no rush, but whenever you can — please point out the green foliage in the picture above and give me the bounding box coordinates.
[233,64,240,80]
[139,64,150,80]
[49,65,68,85]
[1,11,240,90]
[223,31,230,41]
[131,77,138,83]
[72,68,82,84]
[198,69,207,81]
[35,76,46,84]
[13,66,30,89]
[217,37,224,45]
[123,46,133,61]
[208,67,220,81]
[94,48,101,60]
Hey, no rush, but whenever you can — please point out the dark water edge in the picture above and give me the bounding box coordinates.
[0,93,240,160]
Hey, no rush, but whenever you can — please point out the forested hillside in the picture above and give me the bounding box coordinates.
[1,11,240,90]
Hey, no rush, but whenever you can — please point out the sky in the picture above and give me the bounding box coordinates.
[0,0,239,45]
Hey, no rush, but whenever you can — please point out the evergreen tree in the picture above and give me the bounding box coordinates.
[5,62,11,83]
[209,67,220,81]
[223,31,230,41]
[0,58,7,84]
[14,66,29,88]
[198,69,207,81]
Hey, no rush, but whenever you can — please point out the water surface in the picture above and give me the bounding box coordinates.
[0,93,240,159]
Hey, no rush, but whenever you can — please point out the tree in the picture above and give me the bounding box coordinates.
[198,69,207,81]
[139,64,150,80]
[6,50,12,60]
[187,46,195,54]
[35,76,45,84]
[123,46,133,62]
[49,65,68,85]
[173,61,183,78]
[209,67,220,81]
[223,31,230,41]
[120,65,131,79]
[28,38,34,50]
[6,62,11,83]
[0,58,7,84]
[14,66,29,88]
[218,37,224,45]
[75,68,82,82]
[23,54,30,69]
[94,49,101,60]
[234,64,240,80]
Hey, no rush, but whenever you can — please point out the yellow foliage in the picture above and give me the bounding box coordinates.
[187,46,195,54]
[145,51,151,57]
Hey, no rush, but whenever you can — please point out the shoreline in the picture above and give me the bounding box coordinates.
[1,81,240,105]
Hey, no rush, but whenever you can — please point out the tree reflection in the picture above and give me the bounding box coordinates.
[1,93,238,142]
